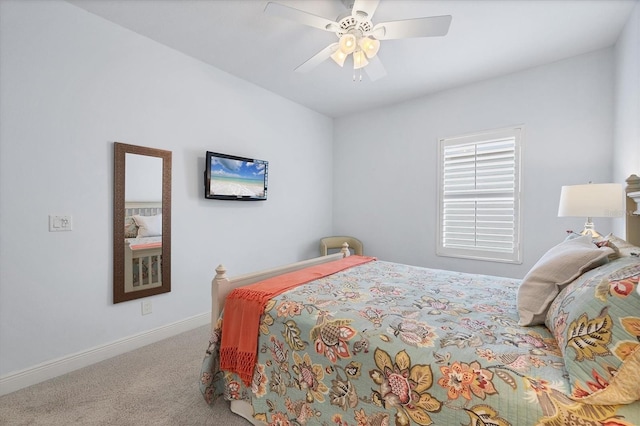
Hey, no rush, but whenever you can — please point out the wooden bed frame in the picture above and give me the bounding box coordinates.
[209,175,640,425]
[124,202,163,293]
[124,240,162,292]
[211,244,351,330]
[626,174,640,246]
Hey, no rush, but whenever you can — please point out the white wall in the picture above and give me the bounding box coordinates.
[333,49,616,278]
[0,0,333,380]
[613,1,640,237]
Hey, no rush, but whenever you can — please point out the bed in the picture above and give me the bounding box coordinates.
[123,202,163,292]
[200,175,640,426]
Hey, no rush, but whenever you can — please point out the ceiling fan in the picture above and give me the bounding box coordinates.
[264,0,452,81]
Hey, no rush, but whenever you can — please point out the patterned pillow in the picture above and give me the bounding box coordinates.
[546,256,640,404]
[124,216,138,238]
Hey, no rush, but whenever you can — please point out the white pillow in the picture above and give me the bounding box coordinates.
[132,214,162,237]
[517,235,612,326]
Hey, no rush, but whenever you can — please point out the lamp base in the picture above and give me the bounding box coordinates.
[580,218,603,239]
[580,228,603,239]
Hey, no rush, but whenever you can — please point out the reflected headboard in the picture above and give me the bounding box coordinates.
[626,174,640,247]
[125,201,162,217]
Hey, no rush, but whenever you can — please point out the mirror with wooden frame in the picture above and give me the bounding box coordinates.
[113,142,172,303]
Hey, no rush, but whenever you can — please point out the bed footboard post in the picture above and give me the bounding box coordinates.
[215,264,227,279]
[212,264,228,331]
[341,242,351,257]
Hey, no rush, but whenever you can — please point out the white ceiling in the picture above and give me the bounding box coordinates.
[65,0,637,118]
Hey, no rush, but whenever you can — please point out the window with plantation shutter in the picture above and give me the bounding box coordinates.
[437,127,522,263]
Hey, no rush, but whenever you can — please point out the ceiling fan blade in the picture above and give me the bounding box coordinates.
[372,15,452,40]
[364,56,387,82]
[351,0,380,20]
[264,2,339,32]
[295,43,339,73]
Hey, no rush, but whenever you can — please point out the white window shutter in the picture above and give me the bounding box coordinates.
[437,127,522,263]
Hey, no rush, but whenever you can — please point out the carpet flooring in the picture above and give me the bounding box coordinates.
[0,325,251,425]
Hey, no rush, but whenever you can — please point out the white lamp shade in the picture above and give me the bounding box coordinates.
[558,183,624,218]
[359,37,380,58]
[330,49,347,67]
[339,34,357,54]
[353,50,369,69]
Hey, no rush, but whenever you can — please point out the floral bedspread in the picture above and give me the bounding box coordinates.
[200,259,640,425]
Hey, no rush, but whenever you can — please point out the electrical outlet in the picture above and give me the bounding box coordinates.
[141,300,152,315]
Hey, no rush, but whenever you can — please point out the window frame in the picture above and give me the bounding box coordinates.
[436,126,523,264]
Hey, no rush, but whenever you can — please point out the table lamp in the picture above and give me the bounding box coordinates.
[558,182,624,238]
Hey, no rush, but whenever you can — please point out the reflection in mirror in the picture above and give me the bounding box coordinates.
[124,154,163,293]
[114,143,171,304]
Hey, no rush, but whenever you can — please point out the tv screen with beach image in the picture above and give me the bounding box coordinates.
[208,156,267,198]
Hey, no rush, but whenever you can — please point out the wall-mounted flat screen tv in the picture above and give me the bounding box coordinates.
[204,151,268,200]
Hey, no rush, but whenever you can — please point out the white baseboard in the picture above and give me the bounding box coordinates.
[0,312,210,396]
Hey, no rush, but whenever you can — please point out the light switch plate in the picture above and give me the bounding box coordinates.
[49,215,73,232]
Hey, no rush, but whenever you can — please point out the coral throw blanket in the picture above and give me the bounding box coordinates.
[219,255,376,386]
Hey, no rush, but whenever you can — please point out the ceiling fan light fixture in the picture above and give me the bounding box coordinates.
[265,1,451,79]
[330,49,347,67]
[359,37,380,58]
[353,50,369,69]
[339,33,357,54]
